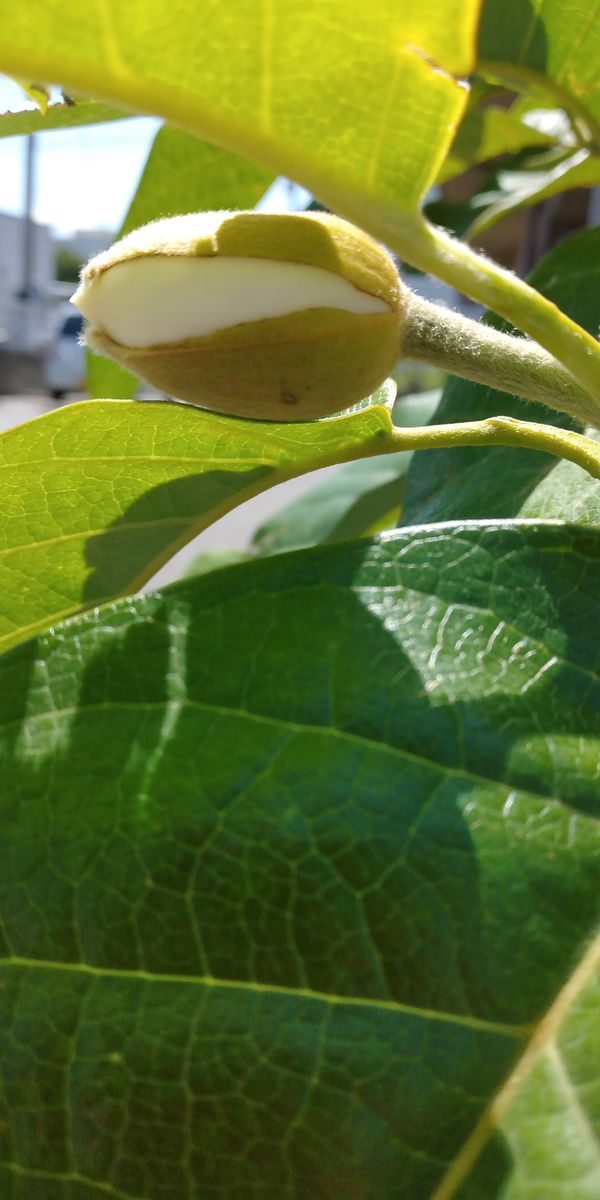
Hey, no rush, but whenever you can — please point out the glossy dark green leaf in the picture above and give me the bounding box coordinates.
[1,520,600,1197]
[402,227,600,525]
[518,445,600,525]
[87,125,274,400]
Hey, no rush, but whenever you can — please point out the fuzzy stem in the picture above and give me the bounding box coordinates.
[407,221,600,406]
[400,291,599,428]
[333,196,600,409]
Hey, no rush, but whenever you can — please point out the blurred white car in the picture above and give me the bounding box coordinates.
[43,307,85,399]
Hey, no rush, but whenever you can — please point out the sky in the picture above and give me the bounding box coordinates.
[0,75,160,236]
[0,76,309,240]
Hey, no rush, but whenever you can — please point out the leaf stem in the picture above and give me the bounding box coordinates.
[379,413,600,479]
[400,291,599,427]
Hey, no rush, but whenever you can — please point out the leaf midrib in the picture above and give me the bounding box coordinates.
[431,928,600,1198]
[3,525,599,683]
[1,955,528,1037]
[3,695,598,817]
[0,453,278,470]
[0,513,193,558]
[0,1161,138,1200]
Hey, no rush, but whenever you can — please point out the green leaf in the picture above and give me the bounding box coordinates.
[467,149,600,238]
[518,433,600,525]
[0,397,395,654]
[0,97,130,136]
[1,520,600,1197]
[9,77,51,113]
[181,547,252,578]
[0,1,477,216]
[253,454,408,556]
[478,0,600,140]
[497,949,600,1200]
[448,943,600,1198]
[87,124,274,400]
[252,390,441,555]
[402,227,600,525]
[437,103,554,184]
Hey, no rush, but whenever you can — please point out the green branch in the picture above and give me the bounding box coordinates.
[314,406,600,484]
[379,414,600,480]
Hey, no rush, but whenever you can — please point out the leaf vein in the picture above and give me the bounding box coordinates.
[3,695,597,818]
[0,955,528,1038]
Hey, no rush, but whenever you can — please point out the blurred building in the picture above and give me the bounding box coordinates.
[60,228,112,263]
[0,211,113,360]
[0,209,58,352]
